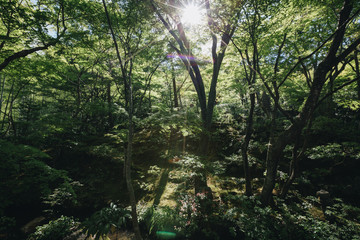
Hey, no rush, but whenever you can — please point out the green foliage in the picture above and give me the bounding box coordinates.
[307,143,343,160]
[82,203,131,240]
[338,99,360,111]
[306,142,360,162]
[0,140,70,213]
[0,216,16,237]
[310,116,359,143]
[1,0,360,239]
[222,194,360,240]
[28,216,78,240]
[139,190,360,240]
[43,180,83,214]
[178,154,204,177]
[148,206,179,235]
[142,106,202,140]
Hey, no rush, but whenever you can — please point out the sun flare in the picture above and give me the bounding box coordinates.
[181,3,206,26]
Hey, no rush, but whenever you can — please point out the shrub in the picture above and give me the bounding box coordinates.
[28,216,78,240]
[0,140,70,213]
[82,203,131,239]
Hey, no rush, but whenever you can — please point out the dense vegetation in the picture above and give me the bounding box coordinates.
[1,0,360,239]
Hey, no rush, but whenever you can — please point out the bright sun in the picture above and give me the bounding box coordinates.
[181,3,206,26]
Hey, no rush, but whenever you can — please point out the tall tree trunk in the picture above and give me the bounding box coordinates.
[125,60,142,240]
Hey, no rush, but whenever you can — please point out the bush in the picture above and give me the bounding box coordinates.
[222,194,360,240]
[0,140,70,213]
[28,216,78,240]
[82,203,131,239]
[0,216,16,238]
[149,206,180,235]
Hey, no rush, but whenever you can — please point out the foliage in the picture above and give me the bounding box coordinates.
[310,116,360,143]
[222,194,360,240]
[140,191,360,240]
[148,206,179,235]
[307,142,360,160]
[43,180,83,215]
[178,154,205,177]
[0,139,70,213]
[28,216,78,240]
[0,216,16,238]
[81,203,131,240]
[1,0,360,239]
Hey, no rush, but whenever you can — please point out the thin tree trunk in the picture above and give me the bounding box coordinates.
[125,60,142,240]
[1,79,14,131]
[242,92,255,196]
[167,73,173,109]
[172,68,179,108]
[261,123,296,205]
[355,51,360,100]
[9,99,16,136]
[148,84,151,110]
[0,74,5,117]
[102,0,142,238]
[107,79,113,130]
[279,138,301,198]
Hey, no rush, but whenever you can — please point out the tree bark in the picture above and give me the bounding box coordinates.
[242,92,255,196]
[0,75,5,118]
[172,67,179,108]
[355,51,360,100]
[279,137,301,198]
[1,79,14,131]
[261,122,299,205]
[107,79,114,130]
[125,60,142,240]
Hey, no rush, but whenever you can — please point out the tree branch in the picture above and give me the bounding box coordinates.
[278,6,360,88]
[0,43,54,72]
[316,77,359,109]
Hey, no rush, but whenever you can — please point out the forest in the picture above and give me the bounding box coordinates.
[1,0,360,239]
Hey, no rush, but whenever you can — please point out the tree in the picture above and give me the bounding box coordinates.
[230,0,266,196]
[260,0,360,205]
[149,0,242,152]
[0,0,68,73]
[102,0,165,238]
